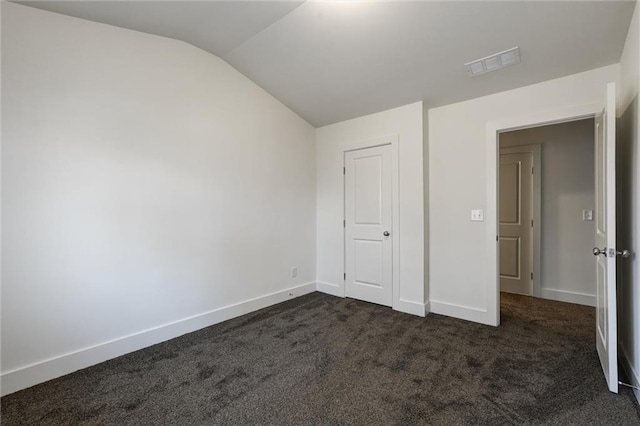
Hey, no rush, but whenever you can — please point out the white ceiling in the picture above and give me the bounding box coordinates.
[15,1,305,56]
[16,1,636,126]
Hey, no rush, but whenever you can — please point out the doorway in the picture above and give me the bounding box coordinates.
[498,119,596,306]
[488,83,619,393]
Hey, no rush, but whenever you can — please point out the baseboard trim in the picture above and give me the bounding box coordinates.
[316,281,343,297]
[429,300,490,325]
[619,344,640,403]
[540,288,595,307]
[0,282,317,397]
[394,299,426,317]
[315,282,426,318]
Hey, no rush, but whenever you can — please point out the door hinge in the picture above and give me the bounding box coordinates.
[531,219,534,227]
[343,219,346,227]
[343,167,346,175]
[496,235,499,242]
[531,272,533,280]
[531,166,534,174]
[344,273,346,280]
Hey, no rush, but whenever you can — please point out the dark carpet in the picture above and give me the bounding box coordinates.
[2,292,640,425]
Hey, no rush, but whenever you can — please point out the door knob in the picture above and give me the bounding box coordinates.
[383,231,390,237]
[617,249,632,259]
[593,247,606,256]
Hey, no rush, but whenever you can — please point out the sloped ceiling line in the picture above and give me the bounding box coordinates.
[13,1,637,126]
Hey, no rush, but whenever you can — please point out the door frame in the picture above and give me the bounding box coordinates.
[486,103,601,326]
[343,135,401,311]
[498,144,541,298]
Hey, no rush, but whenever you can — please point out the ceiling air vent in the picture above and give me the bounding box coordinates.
[465,47,521,77]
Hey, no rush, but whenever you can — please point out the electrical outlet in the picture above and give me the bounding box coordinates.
[471,209,484,222]
[583,209,593,221]
[291,267,297,278]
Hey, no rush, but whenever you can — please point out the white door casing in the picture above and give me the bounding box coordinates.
[594,82,618,393]
[344,144,393,307]
[488,103,603,327]
[499,152,533,296]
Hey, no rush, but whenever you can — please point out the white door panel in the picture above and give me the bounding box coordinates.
[345,145,393,307]
[354,157,382,224]
[499,152,533,296]
[354,239,383,286]
[594,82,618,393]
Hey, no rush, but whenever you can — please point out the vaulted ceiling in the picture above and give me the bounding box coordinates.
[16,1,636,126]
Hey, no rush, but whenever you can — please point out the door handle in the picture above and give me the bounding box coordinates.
[383,231,390,237]
[593,247,632,258]
[593,247,607,256]
[617,249,632,259]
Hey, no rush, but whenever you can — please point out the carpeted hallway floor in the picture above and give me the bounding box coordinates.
[2,292,640,425]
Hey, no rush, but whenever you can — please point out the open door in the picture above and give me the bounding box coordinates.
[593,82,618,393]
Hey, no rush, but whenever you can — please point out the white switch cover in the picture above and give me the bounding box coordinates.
[291,267,298,278]
[471,209,484,222]
[583,209,593,221]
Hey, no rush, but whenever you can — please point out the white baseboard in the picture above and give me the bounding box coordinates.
[316,281,343,297]
[619,344,640,403]
[430,300,491,325]
[540,288,596,307]
[315,282,426,318]
[0,282,317,397]
[394,299,426,317]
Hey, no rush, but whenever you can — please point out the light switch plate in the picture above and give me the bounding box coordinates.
[471,209,484,222]
[291,267,297,278]
[583,209,593,221]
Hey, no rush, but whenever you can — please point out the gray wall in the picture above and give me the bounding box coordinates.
[500,119,596,305]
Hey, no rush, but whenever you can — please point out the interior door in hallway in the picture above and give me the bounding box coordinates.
[499,151,533,296]
[344,144,393,307]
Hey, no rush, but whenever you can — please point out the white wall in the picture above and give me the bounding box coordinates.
[428,64,619,325]
[618,0,640,403]
[1,3,316,395]
[315,102,425,315]
[500,120,596,306]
